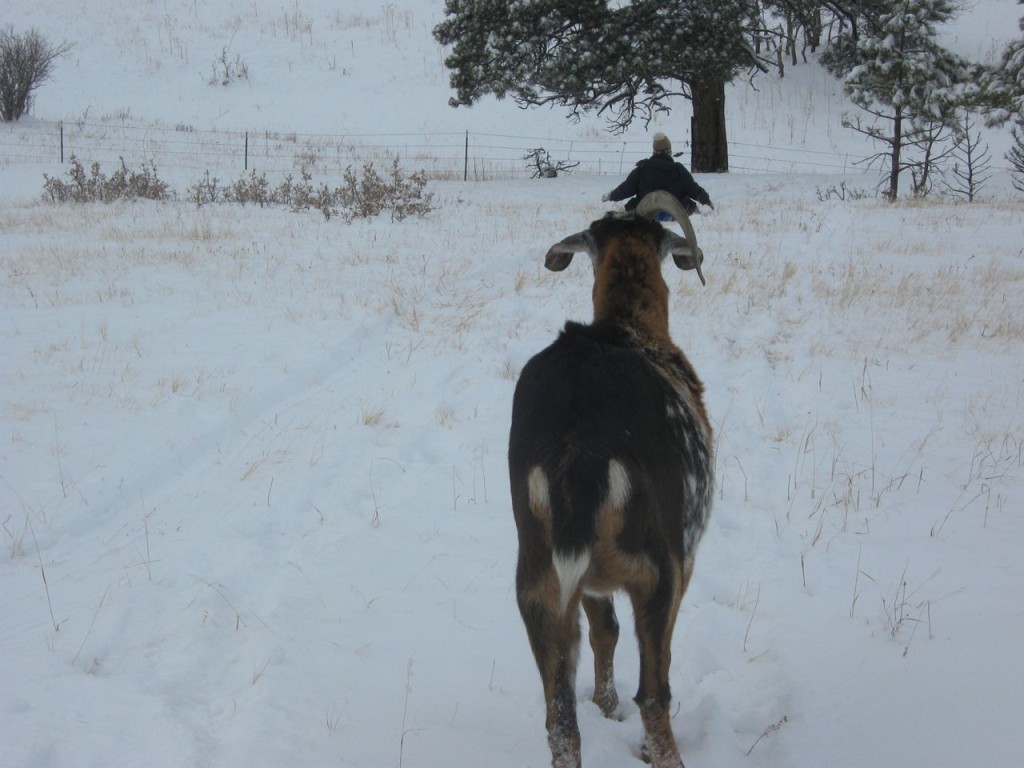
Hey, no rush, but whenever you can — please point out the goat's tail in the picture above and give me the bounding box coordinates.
[530,458,631,614]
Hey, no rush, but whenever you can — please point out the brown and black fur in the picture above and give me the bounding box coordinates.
[508,207,713,768]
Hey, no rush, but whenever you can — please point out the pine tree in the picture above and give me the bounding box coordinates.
[977,0,1024,195]
[980,0,1024,128]
[824,0,970,200]
[432,0,765,173]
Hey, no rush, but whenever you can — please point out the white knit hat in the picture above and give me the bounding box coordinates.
[652,133,671,153]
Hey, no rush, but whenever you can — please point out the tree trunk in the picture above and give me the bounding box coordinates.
[888,106,902,201]
[689,76,728,173]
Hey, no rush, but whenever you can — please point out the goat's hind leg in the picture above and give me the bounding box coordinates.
[629,558,687,768]
[582,594,621,719]
[517,564,584,768]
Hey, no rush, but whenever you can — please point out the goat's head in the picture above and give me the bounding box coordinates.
[543,191,706,286]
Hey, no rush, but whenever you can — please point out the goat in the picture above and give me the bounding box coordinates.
[508,191,714,768]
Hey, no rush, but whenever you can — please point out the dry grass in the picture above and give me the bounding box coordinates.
[687,196,1024,367]
[435,403,456,428]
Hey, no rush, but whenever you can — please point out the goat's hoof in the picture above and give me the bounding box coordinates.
[600,705,625,722]
[639,741,651,764]
[639,741,686,768]
[592,693,622,721]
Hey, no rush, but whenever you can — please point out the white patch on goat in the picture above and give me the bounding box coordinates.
[565,460,631,607]
[532,465,590,615]
[683,472,713,554]
[553,550,591,616]
[528,466,549,513]
[667,401,692,443]
[606,459,631,511]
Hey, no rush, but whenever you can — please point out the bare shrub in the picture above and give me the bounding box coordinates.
[105,157,172,201]
[208,46,249,86]
[814,181,871,202]
[42,156,171,203]
[0,26,72,121]
[277,171,337,219]
[205,158,437,221]
[334,157,435,222]
[213,169,336,217]
[43,154,434,222]
[186,171,223,205]
[223,169,271,207]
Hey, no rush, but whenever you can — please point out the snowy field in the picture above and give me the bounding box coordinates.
[2,2,1023,767]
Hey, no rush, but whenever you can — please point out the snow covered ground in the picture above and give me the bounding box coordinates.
[2,2,1023,767]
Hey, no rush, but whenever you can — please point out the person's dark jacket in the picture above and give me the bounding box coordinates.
[607,152,711,214]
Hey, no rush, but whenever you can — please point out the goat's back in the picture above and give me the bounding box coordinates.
[509,321,712,561]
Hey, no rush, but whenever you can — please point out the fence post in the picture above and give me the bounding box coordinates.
[245,131,249,171]
[59,121,64,163]
[464,130,469,182]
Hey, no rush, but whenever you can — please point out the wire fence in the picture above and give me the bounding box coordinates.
[0,118,871,183]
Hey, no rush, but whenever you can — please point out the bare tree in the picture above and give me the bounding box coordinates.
[1009,124,1024,194]
[906,120,955,198]
[943,113,992,202]
[842,112,954,199]
[522,148,579,179]
[0,27,72,122]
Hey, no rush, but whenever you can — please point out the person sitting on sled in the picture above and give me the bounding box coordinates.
[602,132,714,217]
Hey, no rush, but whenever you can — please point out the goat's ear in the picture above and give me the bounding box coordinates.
[544,231,594,272]
[663,232,706,285]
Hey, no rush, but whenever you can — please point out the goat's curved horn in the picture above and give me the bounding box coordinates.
[635,191,706,286]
